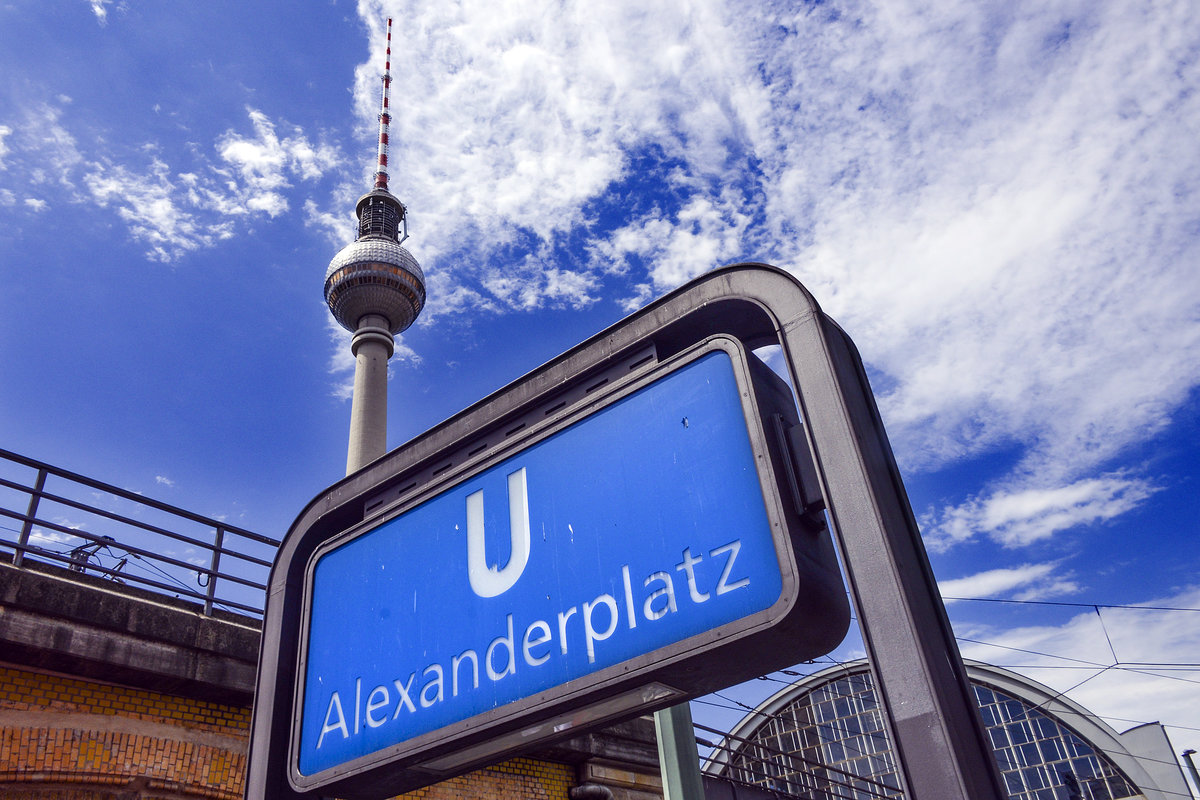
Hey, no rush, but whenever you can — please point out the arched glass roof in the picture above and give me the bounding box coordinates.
[709,663,1146,800]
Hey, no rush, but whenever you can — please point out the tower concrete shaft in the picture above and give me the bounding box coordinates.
[346,315,394,473]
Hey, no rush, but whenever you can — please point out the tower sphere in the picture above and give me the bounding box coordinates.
[324,234,426,335]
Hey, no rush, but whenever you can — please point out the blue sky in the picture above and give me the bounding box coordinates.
[2,0,1198,765]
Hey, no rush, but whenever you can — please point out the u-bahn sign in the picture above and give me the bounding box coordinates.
[248,265,1008,800]
[291,336,848,793]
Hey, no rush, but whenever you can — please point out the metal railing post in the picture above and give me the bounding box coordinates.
[204,526,225,616]
[14,468,47,568]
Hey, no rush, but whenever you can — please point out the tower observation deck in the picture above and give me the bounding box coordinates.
[325,18,426,474]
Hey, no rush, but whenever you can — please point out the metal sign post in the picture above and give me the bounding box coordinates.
[247,264,1005,800]
[655,703,706,800]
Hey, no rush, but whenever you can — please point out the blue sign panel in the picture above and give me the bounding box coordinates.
[298,348,786,776]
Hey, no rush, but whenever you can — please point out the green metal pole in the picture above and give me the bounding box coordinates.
[655,703,705,800]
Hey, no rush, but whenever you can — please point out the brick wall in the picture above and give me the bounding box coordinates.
[0,664,576,800]
[395,758,573,800]
[0,664,249,799]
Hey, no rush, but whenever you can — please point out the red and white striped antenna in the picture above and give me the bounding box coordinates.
[373,17,393,191]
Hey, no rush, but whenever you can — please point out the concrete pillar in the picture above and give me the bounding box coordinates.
[346,314,394,475]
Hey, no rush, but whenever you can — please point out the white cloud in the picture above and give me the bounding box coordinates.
[541,267,598,309]
[480,253,599,312]
[326,316,357,401]
[13,103,84,188]
[29,528,80,547]
[23,197,47,212]
[356,0,758,316]
[924,473,1157,549]
[751,1,1200,491]
[155,475,175,487]
[304,198,351,247]
[590,190,757,309]
[88,0,110,25]
[87,157,214,262]
[415,277,496,326]
[340,2,1200,552]
[0,124,11,168]
[11,0,1182,541]
[234,4,1183,486]
[957,586,1200,736]
[216,108,341,217]
[0,102,340,261]
[939,562,1079,602]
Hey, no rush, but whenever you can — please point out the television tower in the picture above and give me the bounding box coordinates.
[325,18,426,475]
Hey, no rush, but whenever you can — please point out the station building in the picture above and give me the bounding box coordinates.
[702,659,1192,800]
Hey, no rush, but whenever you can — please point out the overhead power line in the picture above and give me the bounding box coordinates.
[944,596,1200,613]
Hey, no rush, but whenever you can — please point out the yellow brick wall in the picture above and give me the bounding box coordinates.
[397,757,574,800]
[0,664,249,799]
[0,665,572,800]
[0,665,250,731]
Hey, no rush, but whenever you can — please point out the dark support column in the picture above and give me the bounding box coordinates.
[778,294,1006,800]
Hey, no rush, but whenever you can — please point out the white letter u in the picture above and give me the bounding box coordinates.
[465,467,530,598]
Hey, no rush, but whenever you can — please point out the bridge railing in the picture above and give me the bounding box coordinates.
[0,448,280,618]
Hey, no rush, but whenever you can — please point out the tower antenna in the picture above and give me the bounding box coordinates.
[374,17,392,192]
[324,16,427,474]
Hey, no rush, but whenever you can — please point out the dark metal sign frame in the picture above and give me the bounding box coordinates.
[289,336,849,792]
[246,264,1006,800]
